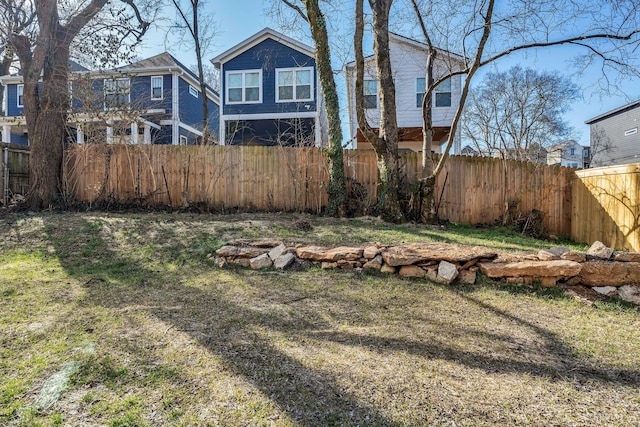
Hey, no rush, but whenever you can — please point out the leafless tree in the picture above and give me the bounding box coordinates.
[3,0,155,209]
[404,0,640,222]
[588,124,614,167]
[354,0,405,221]
[462,66,579,161]
[167,0,218,144]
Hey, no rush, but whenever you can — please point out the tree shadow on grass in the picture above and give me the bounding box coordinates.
[43,216,640,425]
[45,217,400,426]
[298,292,640,387]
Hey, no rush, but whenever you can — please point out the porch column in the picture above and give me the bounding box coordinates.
[143,125,151,144]
[2,125,10,143]
[106,121,113,144]
[314,116,321,147]
[76,125,84,144]
[219,119,226,146]
[131,122,139,144]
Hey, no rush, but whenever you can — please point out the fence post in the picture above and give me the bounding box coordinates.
[2,145,8,206]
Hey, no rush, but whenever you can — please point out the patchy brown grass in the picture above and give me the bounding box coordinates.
[0,212,637,426]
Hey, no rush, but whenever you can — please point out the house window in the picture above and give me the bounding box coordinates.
[104,78,130,108]
[179,135,188,145]
[583,148,590,157]
[151,76,163,100]
[17,84,24,107]
[435,78,451,107]
[416,78,425,108]
[624,128,638,136]
[189,85,198,98]
[364,80,377,109]
[226,70,261,104]
[570,148,575,156]
[276,67,313,102]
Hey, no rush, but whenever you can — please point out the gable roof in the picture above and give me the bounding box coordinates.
[345,32,466,68]
[211,27,314,67]
[106,52,219,100]
[388,32,465,62]
[547,139,585,151]
[585,100,640,125]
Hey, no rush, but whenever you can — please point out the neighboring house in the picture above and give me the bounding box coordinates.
[460,145,479,157]
[211,28,327,146]
[585,100,640,167]
[547,140,590,168]
[502,143,548,164]
[0,52,220,146]
[345,32,465,153]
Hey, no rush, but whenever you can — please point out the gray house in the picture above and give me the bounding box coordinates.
[546,140,590,168]
[585,100,640,167]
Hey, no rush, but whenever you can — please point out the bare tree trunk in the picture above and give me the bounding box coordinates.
[304,0,346,216]
[354,0,404,222]
[26,40,70,208]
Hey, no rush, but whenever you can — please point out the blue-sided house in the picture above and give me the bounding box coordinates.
[0,52,219,146]
[212,28,327,146]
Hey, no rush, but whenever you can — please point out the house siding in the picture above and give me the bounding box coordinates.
[347,38,462,133]
[179,77,204,128]
[590,105,640,166]
[7,84,24,117]
[221,38,317,116]
[130,74,173,111]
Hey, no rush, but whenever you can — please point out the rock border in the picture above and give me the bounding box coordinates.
[212,240,640,307]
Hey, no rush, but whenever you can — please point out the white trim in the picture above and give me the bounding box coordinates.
[212,27,314,66]
[131,122,139,144]
[2,83,7,114]
[172,73,180,145]
[624,128,638,136]
[139,117,161,130]
[17,84,24,108]
[275,67,314,103]
[159,120,204,137]
[150,75,163,100]
[2,125,10,143]
[220,111,318,121]
[179,135,188,145]
[178,122,203,136]
[188,85,199,98]
[143,125,151,144]
[225,69,262,104]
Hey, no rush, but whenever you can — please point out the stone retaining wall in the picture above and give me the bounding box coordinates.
[213,239,640,307]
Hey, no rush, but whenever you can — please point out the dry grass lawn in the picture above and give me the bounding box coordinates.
[1,212,638,426]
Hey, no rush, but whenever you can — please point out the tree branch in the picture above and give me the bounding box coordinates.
[280,0,308,22]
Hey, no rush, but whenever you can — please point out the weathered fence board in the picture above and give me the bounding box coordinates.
[1,143,30,206]
[63,145,574,235]
[572,164,640,251]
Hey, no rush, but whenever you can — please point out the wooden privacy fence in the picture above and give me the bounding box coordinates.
[64,145,574,235]
[64,145,330,212]
[572,163,640,251]
[1,143,30,206]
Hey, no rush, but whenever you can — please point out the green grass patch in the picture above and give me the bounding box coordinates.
[0,211,636,426]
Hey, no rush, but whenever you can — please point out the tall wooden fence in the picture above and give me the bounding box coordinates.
[64,145,573,235]
[1,143,30,206]
[572,163,640,251]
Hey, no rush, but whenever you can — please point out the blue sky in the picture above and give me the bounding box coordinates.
[140,0,639,148]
